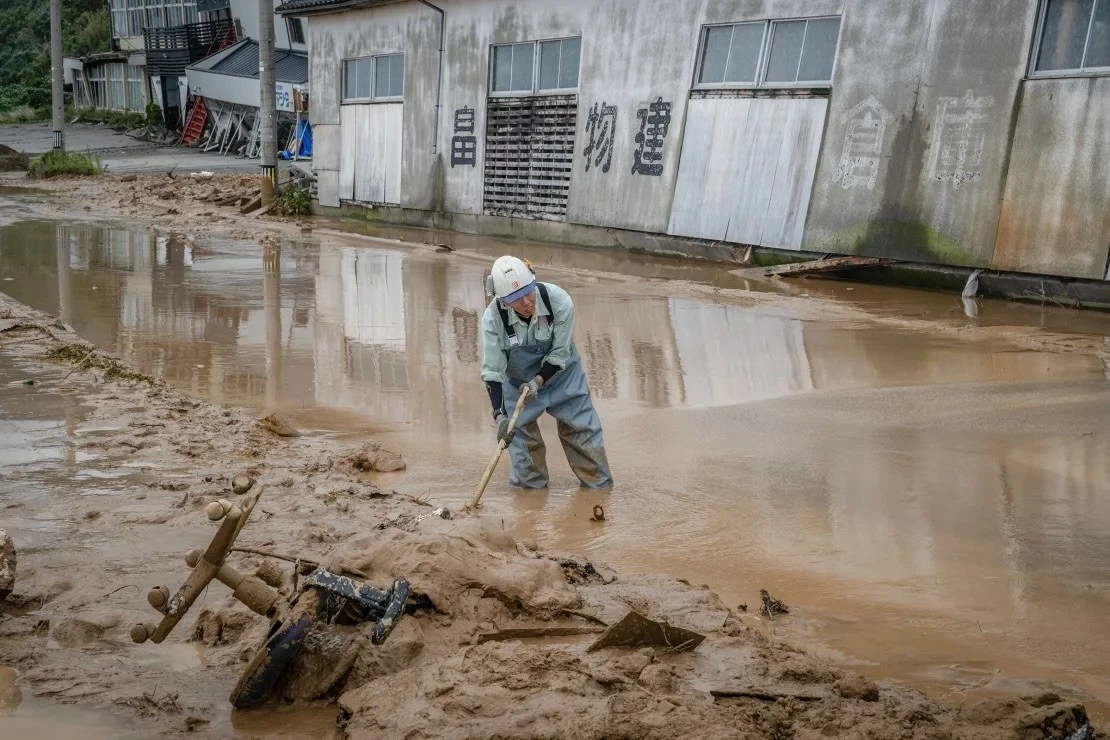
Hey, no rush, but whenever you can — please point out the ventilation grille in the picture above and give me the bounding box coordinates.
[483,95,577,220]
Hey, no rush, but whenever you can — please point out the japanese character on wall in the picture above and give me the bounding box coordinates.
[930,90,993,190]
[582,101,617,173]
[834,96,892,191]
[631,97,671,177]
[451,105,477,168]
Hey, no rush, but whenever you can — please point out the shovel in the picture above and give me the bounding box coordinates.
[467,387,533,510]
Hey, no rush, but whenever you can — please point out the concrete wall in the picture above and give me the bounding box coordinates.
[307,3,438,210]
[803,0,1041,267]
[305,0,1110,283]
[992,77,1110,280]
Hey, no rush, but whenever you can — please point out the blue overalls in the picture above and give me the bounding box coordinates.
[500,325,613,490]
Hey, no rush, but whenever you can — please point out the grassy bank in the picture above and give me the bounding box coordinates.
[28,149,104,178]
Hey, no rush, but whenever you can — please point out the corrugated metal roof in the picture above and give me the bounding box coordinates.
[275,0,403,16]
[196,40,308,83]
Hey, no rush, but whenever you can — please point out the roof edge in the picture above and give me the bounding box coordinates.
[275,0,410,16]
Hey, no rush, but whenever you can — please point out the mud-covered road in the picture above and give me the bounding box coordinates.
[1,171,1108,738]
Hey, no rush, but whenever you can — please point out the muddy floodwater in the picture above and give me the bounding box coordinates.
[2,218,1110,731]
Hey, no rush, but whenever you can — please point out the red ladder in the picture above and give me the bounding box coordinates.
[181,98,208,146]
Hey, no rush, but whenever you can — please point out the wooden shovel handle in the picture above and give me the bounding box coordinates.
[468,389,531,510]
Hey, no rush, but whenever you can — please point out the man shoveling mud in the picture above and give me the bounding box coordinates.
[481,256,613,490]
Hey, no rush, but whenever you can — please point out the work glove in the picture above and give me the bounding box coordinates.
[521,377,543,400]
[495,414,514,445]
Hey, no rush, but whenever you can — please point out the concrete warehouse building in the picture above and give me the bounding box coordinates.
[276,0,1110,283]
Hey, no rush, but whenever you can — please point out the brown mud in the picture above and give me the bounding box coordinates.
[1,279,1105,738]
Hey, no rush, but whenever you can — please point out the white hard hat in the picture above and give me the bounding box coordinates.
[489,255,536,302]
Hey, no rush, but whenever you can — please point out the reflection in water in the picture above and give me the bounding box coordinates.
[2,220,1110,714]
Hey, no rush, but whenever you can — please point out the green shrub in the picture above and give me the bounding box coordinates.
[277,185,311,216]
[72,107,145,130]
[0,105,42,124]
[28,149,104,178]
[145,100,161,127]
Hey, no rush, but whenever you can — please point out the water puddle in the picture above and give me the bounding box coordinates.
[2,218,1110,727]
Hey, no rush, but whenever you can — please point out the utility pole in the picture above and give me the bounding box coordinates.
[50,0,65,152]
[258,0,277,205]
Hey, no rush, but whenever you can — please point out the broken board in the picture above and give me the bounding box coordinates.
[586,611,705,652]
[734,255,894,279]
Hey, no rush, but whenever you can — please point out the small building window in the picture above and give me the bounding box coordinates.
[126,64,145,111]
[491,37,581,94]
[128,0,144,36]
[111,0,129,37]
[287,17,306,45]
[538,37,581,90]
[1033,0,1110,74]
[695,17,841,88]
[342,54,403,102]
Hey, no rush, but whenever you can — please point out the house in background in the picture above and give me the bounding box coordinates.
[182,3,309,153]
[76,0,308,148]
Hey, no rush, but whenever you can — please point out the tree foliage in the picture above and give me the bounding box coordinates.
[0,0,111,112]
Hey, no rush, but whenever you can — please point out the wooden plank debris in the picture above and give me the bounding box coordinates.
[756,255,894,278]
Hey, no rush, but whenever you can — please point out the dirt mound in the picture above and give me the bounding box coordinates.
[0,145,29,172]
[329,519,583,625]
[338,636,1098,740]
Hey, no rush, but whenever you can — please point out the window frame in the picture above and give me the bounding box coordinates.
[692,15,842,90]
[1028,0,1110,78]
[488,35,582,97]
[340,53,404,104]
[286,17,306,46]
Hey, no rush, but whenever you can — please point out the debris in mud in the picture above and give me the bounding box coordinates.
[44,343,154,383]
[231,473,255,495]
[0,530,16,600]
[556,556,610,585]
[587,610,705,652]
[760,588,789,618]
[376,507,452,531]
[590,504,605,521]
[350,441,406,473]
[258,412,301,437]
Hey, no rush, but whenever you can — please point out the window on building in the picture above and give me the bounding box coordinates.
[126,65,145,111]
[87,65,106,108]
[165,2,183,27]
[184,0,197,25]
[110,0,129,38]
[128,0,144,36]
[108,63,127,109]
[1033,0,1110,74]
[287,17,306,45]
[342,54,403,102]
[696,17,841,88]
[490,37,582,94]
[145,0,165,29]
[538,37,581,90]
